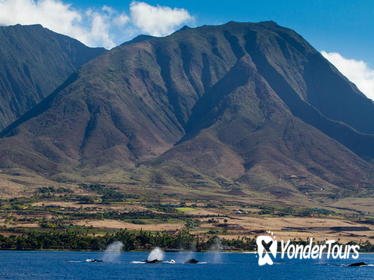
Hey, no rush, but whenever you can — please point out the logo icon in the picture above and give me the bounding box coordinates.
[255,234,360,266]
[256,234,277,266]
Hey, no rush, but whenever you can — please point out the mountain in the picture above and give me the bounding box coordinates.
[0,24,106,130]
[0,21,373,199]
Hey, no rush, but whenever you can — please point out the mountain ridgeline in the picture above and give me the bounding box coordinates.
[1,21,374,198]
[0,24,106,130]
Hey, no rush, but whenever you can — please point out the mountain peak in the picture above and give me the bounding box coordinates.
[222,20,279,28]
[122,34,156,46]
[3,23,44,29]
[179,25,191,31]
[0,24,106,130]
[258,20,279,26]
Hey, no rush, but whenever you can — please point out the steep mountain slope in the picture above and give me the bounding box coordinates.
[0,21,373,198]
[0,24,106,130]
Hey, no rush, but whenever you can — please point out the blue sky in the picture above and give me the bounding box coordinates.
[70,0,374,67]
[0,0,373,99]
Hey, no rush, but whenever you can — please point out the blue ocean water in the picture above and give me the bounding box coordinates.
[0,251,373,280]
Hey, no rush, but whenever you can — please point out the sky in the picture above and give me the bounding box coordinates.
[0,0,373,100]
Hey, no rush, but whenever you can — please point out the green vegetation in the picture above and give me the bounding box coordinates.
[79,184,138,203]
[255,205,337,217]
[0,228,372,252]
[37,187,72,194]
[176,207,195,213]
[0,229,191,251]
[0,228,233,251]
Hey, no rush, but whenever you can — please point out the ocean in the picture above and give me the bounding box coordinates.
[0,251,373,280]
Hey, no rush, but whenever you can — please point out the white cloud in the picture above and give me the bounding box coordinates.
[0,0,120,48]
[130,1,194,36]
[321,51,374,101]
[0,0,194,49]
[88,11,114,48]
[101,5,115,15]
[113,14,130,27]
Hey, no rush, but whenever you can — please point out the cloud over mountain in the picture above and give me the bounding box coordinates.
[0,0,194,49]
[129,1,193,36]
[322,51,374,101]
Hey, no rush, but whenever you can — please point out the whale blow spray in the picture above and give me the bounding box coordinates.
[103,241,124,263]
[147,247,165,262]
